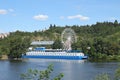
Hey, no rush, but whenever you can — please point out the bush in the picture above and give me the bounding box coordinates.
[21,64,64,80]
[95,73,110,80]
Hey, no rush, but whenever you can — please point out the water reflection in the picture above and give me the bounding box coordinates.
[24,58,87,64]
[0,59,119,80]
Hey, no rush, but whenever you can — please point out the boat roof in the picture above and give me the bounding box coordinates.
[31,41,54,45]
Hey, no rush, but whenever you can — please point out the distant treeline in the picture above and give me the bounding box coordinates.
[0,20,120,61]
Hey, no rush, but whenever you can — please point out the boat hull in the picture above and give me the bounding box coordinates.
[22,55,88,60]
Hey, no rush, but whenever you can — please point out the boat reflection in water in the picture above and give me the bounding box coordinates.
[23,58,87,64]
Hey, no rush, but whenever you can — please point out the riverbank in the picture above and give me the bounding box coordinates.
[89,55,120,62]
[1,54,120,62]
[0,55,8,60]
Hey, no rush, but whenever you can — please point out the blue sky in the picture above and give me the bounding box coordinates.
[0,0,119,33]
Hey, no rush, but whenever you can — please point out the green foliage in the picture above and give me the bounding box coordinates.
[52,39,62,49]
[94,65,120,80]
[8,36,31,58]
[95,73,110,80]
[21,64,64,80]
[115,67,120,80]
[4,31,31,59]
[71,42,78,50]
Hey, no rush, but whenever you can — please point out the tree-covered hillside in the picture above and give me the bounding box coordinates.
[0,20,120,60]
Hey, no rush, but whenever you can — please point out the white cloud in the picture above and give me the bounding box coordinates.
[33,14,48,21]
[0,9,15,15]
[0,9,8,14]
[68,14,89,21]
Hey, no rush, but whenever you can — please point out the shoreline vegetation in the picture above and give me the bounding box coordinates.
[1,54,120,62]
[0,20,120,62]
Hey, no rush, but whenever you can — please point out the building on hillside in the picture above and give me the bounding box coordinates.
[31,41,54,45]
[0,33,9,39]
[30,41,54,49]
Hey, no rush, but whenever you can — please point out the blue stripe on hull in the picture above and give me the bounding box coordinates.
[22,55,87,60]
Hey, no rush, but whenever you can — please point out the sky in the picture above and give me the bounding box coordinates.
[0,0,119,33]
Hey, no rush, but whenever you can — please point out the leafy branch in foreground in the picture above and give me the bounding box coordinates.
[115,67,120,80]
[94,66,120,80]
[95,73,110,80]
[20,64,64,80]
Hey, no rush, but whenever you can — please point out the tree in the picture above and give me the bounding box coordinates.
[52,39,62,49]
[71,42,78,50]
[21,64,64,80]
[114,20,119,27]
[8,36,31,59]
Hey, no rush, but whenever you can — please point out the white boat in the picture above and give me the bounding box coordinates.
[22,47,88,60]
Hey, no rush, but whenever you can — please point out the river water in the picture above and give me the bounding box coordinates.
[0,59,119,80]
